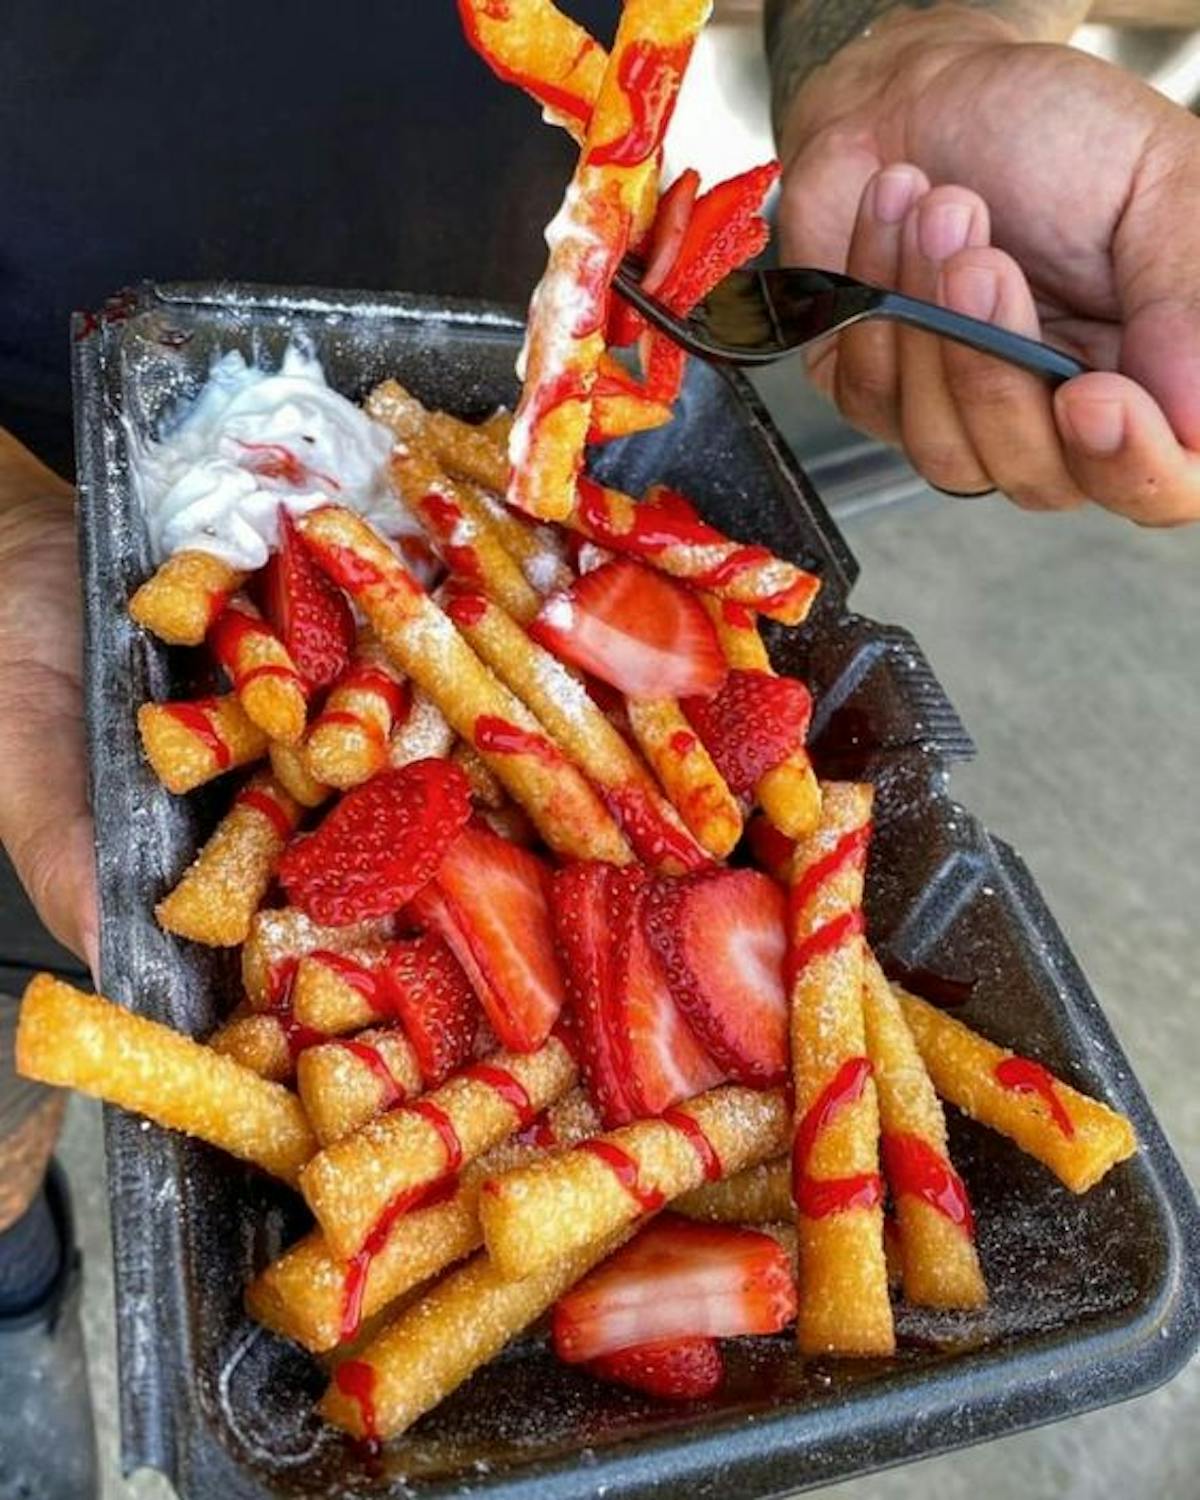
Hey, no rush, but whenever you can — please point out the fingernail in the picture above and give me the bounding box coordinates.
[942,265,999,321]
[1064,399,1125,457]
[918,200,974,262]
[871,167,921,226]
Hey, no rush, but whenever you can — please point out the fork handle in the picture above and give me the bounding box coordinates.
[876,291,1088,384]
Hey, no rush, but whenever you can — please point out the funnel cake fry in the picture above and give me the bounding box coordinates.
[296,505,631,864]
[441,584,707,872]
[898,989,1136,1193]
[788,782,893,1356]
[210,597,309,746]
[675,1157,792,1224]
[242,908,393,1011]
[862,953,986,1310]
[246,1089,599,1353]
[479,1085,789,1280]
[297,1028,425,1146]
[304,640,410,789]
[508,0,708,520]
[138,695,267,794]
[16,977,315,1185]
[301,1034,578,1259]
[624,698,742,860]
[155,773,301,948]
[129,550,246,645]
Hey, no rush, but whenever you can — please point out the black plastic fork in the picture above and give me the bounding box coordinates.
[613,263,1087,384]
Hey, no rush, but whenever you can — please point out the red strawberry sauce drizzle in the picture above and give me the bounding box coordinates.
[419,492,482,581]
[264,969,323,1061]
[445,591,488,628]
[407,1098,465,1175]
[600,783,709,871]
[338,1174,459,1343]
[309,951,394,1016]
[213,608,301,693]
[237,663,300,692]
[669,730,697,757]
[334,1039,409,1111]
[232,439,341,493]
[881,1132,975,1237]
[324,666,409,731]
[308,535,421,602]
[333,1359,380,1448]
[586,41,689,169]
[234,786,294,841]
[318,709,386,744]
[994,1057,1075,1138]
[458,2,597,129]
[474,715,569,768]
[660,1108,722,1182]
[792,1056,884,1219]
[460,1063,536,1130]
[785,825,872,987]
[580,1140,665,1214]
[162,702,232,769]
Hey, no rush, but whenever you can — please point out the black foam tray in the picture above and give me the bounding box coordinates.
[72,282,1200,1500]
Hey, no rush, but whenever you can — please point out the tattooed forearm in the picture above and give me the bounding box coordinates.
[764,1,1091,135]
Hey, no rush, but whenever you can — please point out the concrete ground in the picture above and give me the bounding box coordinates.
[59,454,1199,1498]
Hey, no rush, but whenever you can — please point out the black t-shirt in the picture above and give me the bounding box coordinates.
[1,0,618,474]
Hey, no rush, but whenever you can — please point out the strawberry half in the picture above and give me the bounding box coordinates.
[645,869,788,1086]
[553,1214,796,1363]
[278,759,471,925]
[551,863,638,1127]
[261,510,356,692]
[682,669,812,796]
[530,559,726,702]
[412,824,567,1052]
[383,932,479,1087]
[608,168,701,349]
[605,869,724,1117]
[586,1337,724,1401]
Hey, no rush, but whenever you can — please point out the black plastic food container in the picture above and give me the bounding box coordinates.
[72,283,1200,1499]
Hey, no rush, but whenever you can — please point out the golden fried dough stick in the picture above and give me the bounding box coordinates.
[304,640,409,789]
[898,989,1137,1193]
[390,446,540,623]
[468,482,574,595]
[268,741,330,808]
[862,953,986,1309]
[480,1085,790,1280]
[210,597,308,745]
[442,584,707,872]
[296,505,631,864]
[246,1090,599,1353]
[624,699,742,860]
[16,976,315,1185]
[155,772,301,947]
[387,688,456,768]
[458,0,607,142]
[319,1231,630,1441]
[507,0,708,520]
[450,742,507,808]
[242,908,392,1010]
[569,478,821,626]
[674,1157,792,1224]
[788,782,893,1355]
[129,551,246,645]
[301,1035,579,1259]
[208,1011,304,1083]
[288,951,396,1036]
[701,594,821,837]
[138,695,267,794]
[297,1028,424,1146]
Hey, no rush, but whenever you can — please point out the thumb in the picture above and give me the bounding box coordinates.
[1112,119,1200,450]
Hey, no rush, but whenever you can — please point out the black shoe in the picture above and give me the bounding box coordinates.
[0,1163,99,1500]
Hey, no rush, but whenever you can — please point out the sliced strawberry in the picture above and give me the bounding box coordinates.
[605,869,724,1117]
[530,559,726,702]
[682,669,812,796]
[553,1214,796,1363]
[657,161,780,318]
[645,869,788,1086]
[278,760,471,925]
[412,824,566,1052]
[383,931,479,1087]
[586,1337,724,1401]
[261,510,356,692]
[552,863,638,1127]
[608,168,701,348]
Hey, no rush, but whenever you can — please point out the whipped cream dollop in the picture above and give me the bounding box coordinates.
[132,346,420,570]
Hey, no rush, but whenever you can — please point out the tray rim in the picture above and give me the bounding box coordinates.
[71,280,1200,1500]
